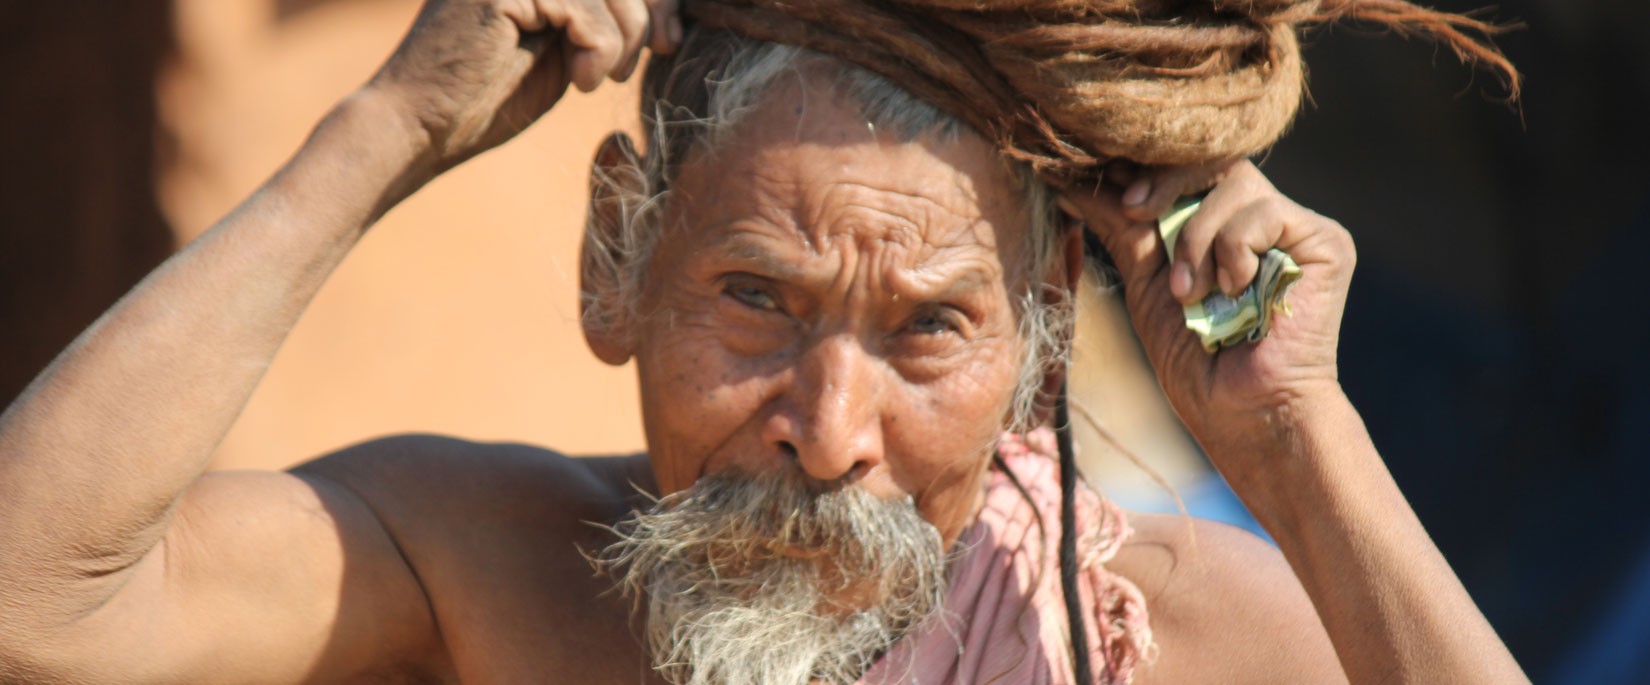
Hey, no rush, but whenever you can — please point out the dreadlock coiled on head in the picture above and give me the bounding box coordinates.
[686,0,1519,186]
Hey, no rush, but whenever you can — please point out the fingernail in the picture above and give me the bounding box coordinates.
[1218,269,1233,296]
[1171,262,1192,298]
[1123,179,1151,207]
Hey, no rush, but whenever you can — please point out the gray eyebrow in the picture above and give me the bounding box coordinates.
[708,231,805,280]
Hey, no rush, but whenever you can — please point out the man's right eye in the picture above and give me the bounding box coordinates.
[727,284,779,311]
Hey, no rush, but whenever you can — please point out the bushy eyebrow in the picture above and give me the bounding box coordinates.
[912,265,995,301]
[706,228,1001,303]
[714,232,804,281]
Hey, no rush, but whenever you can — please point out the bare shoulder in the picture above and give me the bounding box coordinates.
[295,434,651,529]
[294,435,656,581]
[1107,512,1345,684]
[294,435,657,680]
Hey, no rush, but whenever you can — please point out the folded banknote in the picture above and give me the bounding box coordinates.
[1157,198,1302,353]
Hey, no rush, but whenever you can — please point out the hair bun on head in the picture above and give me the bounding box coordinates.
[685,0,1519,184]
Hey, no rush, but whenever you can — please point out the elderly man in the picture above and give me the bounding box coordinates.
[0,0,1525,683]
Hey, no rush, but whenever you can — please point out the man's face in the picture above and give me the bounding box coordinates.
[629,75,1035,550]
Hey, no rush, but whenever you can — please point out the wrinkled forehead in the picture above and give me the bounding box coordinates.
[664,72,1036,274]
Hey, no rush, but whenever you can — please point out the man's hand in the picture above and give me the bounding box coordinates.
[1068,164,1529,684]
[1063,160,1356,485]
[369,0,681,179]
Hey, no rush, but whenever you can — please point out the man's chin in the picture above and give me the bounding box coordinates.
[594,470,947,685]
[638,563,934,685]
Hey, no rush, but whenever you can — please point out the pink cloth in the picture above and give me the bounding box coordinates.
[859,428,1154,684]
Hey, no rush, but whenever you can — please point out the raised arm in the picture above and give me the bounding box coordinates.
[0,0,674,679]
[1067,161,1528,684]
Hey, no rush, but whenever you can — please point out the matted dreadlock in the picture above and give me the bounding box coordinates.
[687,0,1519,185]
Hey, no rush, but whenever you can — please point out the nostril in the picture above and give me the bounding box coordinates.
[778,441,799,459]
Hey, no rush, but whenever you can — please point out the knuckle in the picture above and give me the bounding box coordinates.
[1331,222,1356,257]
[589,27,623,57]
[1234,170,1273,199]
[1316,212,1349,240]
[1258,194,1291,217]
[1313,219,1356,269]
[612,0,649,35]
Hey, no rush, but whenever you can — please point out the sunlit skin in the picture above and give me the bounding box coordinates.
[593,76,1062,551]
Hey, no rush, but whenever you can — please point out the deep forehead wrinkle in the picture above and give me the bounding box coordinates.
[706,221,1003,303]
[800,180,998,255]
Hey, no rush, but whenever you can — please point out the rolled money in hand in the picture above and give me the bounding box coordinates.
[1157,198,1303,353]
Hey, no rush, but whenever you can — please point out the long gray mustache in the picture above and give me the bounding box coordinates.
[596,469,948,685]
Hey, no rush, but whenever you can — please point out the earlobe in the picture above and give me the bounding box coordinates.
[581,131,646,366]
[1031,223,1087,426]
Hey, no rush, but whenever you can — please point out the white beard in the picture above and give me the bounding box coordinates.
[596,470,948,685]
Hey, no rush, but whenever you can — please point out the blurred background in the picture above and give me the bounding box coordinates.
[2,1,1645,681]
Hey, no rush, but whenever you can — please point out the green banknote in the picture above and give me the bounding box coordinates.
[1157,198,1303,353]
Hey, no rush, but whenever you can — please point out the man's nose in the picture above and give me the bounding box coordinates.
[763,335,885,483]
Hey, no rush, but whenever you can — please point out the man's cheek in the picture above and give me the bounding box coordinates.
[644,360,777,491]
[911,453,991,548]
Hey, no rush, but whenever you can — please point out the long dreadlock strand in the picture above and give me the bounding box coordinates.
[1054,379,1094,684]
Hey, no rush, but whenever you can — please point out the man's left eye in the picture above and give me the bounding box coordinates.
[907,309,960,335]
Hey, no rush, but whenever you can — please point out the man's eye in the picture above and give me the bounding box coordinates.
[908,310,960,335]
[728,285,778,311]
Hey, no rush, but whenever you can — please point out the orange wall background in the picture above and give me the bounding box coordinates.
[160,0,651,470]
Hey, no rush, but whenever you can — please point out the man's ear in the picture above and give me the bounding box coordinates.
[1032,220,1088,425]
[581,131,645,366]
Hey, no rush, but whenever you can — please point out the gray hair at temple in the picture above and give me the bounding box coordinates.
[582,28,1073,432]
